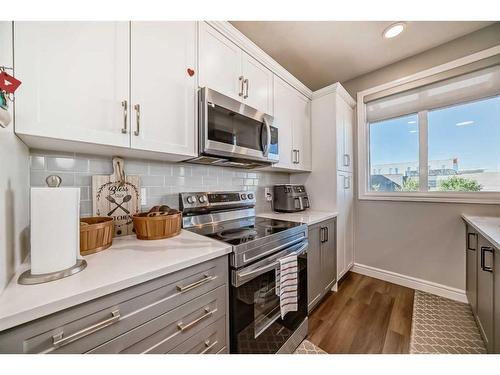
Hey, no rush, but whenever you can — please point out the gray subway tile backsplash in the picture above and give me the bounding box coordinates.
[29,151,290,216]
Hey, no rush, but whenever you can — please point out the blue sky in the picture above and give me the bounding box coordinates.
[370,95,500,171]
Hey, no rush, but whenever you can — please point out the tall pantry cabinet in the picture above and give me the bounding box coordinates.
[295,83,356,282]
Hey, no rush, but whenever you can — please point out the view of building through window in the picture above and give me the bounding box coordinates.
[369,95,500,193]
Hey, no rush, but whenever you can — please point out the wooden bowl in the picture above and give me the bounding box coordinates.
[80,217,114,255]
[132,211,182,240]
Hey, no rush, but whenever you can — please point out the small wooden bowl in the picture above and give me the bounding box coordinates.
[80,217,114,255]
[132,211,182,240]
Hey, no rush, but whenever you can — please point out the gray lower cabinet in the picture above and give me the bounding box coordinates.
[0,256,229,354]
[465,222,499,353]
[476,235,495,353]
[466,225,478,315]
[307,218,336,312]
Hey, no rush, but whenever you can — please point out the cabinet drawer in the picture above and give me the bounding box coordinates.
[88,285,226,353]
[0,256,227,353]
[168,317,226,354]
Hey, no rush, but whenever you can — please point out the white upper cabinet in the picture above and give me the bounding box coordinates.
[336,96,354,172]
[293,93,312,171]
[14,22,130,148]
[198,22,242,101]
[240,52,273,114]
[273,77,294,169]
[198,22,273,114]
[273,76,311,172]
[130,22,196,157]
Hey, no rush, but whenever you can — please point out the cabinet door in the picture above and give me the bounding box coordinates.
[241,52,273,114]
[307,225,322,312]
[342,100,354,173]
[130,22,196,157]
[292,93,312,171]
[477,235,494,352]
[336,172,346,278]
[14,22,130,147]
[466,225,478,314]
[198,22,242,101]
[335,97,346,171]
[320,219,337,293]
[272,76,294,169]
[344,173,354,269]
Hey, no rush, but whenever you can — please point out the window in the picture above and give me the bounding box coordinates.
[359,52,500,202]
[428,96,500,192]
[369,114,419,192]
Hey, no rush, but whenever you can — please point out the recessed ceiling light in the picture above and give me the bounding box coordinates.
[383,22,406,39]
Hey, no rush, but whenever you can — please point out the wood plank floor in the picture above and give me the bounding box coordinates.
[308,272,415,354]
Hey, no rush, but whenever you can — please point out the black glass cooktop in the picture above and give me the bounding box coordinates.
[187,216,303,246]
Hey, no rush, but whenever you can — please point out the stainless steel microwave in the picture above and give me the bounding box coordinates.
[188,87,279,169]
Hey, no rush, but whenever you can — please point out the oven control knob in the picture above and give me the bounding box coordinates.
[198,195,207,203]
[241,193,247,200]
[186,195,196,204]
[247,193,254,200]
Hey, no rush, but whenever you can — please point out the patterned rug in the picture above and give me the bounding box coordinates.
[294,340,327,354]
[410,290,486,354]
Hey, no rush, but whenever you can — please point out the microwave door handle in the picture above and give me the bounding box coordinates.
[262,117,271,157]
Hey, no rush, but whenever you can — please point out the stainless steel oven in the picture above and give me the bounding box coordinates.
[189,87,279,168]
[230,240,308,354]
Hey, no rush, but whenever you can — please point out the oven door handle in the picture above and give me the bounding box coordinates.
[235,242,308,286]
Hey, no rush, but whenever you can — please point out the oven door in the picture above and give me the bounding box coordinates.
[229,241,308,354]
[199,87,278,164]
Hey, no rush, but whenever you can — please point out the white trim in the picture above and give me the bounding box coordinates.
[312,82,356,107]
[351,263,468,303]
[357,45,500,203]
[205,21,312,99]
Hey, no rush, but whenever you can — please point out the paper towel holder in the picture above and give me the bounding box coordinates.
[18,259,87,285]
[18,175,87,285]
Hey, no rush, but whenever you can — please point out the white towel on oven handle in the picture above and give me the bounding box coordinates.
[275,253,298,319]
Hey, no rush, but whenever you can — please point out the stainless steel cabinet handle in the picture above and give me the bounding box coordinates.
[297,150,300,164]
[52,310,120,348]
[176,274,216,293]
[344,175,351,189]
[325,227,329,242]
[243,79,249,99]
[134,104,140,136]
[238,76,244,97]
[121,100,128,134]
[467,233,477,251]
[320,227,325,243]
[344,154,350,167]
[480,246,494,272]
[177,307,216,332]
[200,339,218,354]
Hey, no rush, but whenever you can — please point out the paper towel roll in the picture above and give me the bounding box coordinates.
[30,187,80,275]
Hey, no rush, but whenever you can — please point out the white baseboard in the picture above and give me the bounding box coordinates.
[351,263,468,303]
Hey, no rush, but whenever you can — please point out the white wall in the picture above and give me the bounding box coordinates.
[0,22,30,294]
[342,24,500,294]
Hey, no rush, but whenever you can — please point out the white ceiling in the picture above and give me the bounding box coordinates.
[230,21,495,90]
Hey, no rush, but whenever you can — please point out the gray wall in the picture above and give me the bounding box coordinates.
[0,22,30,294]
[30,150,289,215]
[343,23,500,98]
[343,23,500,291]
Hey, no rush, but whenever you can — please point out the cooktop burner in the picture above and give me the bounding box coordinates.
[187,216,303,246]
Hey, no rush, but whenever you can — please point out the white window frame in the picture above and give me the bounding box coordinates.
[357,45,500,204]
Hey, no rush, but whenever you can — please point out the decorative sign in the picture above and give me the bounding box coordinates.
[0,72,22,94]
[92,157,141,237]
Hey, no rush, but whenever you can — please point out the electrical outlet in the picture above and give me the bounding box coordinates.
[141,188,147,206]
[264,187,273,201]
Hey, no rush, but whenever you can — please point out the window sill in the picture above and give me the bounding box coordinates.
[358,192,500,205]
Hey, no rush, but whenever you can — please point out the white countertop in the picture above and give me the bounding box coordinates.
[257,210,338,226]
[462,215,500,250]
[0,230,232,331]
